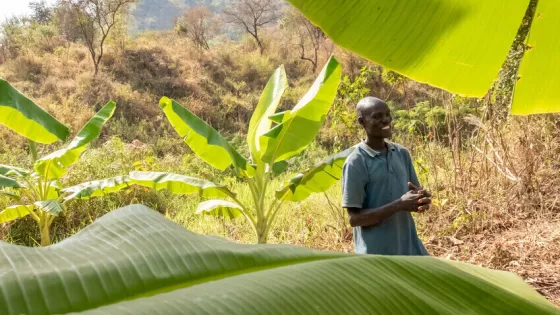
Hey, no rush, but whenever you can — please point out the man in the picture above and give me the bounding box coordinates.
[342,97,431,255]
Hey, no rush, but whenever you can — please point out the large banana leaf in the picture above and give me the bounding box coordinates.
[0,175,20,189]
[160,97,255,177]
[34,102,116,179]
[246,65,288,163]
[0,205,33,223]
[62,176,131,201]
[129,171,236,199]
[277,146,355,201]
[34,200,64,216]
[0,204,556,314]
[511,0,559,115]
[0,78,69,144]
[285,1,528,99]
[260,56,342,164]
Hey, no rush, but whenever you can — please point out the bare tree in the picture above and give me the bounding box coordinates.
[281,7,324,72]
[223,0,280,55]
[175,6,220,51]
[29,1,53,24]
[69,0,134,76]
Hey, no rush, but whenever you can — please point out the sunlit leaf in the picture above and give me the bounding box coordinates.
[285,0,528,97]
[0,78,69,143]
[129,171,235,199]
[0,204,33,223]
[247,65,288,163]
[196,200,244,219]
[62,176,131,201]
[511,0,560,115]
[0,205,556,314]
[160,97,255,177]
[34,200,64,216]
[34,101,116,179]
[0,164,30,177]
[260,56,341,164]
[277,146,355,201]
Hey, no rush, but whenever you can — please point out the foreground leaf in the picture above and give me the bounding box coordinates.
[0,205,33,223]
[277,146,355,201]
[62,176,131,200]
[0,78,69,143]
[285,0,528,98]
[160,97,255,177]
[260,56,341,164]
[196,200,244,219]
[0,205,556,314]
[129,171,236,199]
[0,175,20,189]
[34,200,64,216]
[511,0,560,115]
[35,101,116,179]
[247,65,288,162]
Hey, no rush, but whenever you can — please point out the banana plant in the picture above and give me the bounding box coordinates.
[63,56,346,244]
[0,101,116,246]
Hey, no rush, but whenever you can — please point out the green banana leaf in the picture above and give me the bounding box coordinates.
[0,175,20,189]
[62,176,131,200]
[511,0,559,115]
[160,97,255,177]
[0,78,69,143]
[0,204,33,223]
[196,199,244,219]
[0,164,30,177]
[34,200,64,216]
[34,101,116,179]
[260,56,342,164]
[284,0,528,99]
[0,204,556,314]
[129,171,236,199]
[277,146,355,201]
[247,65,289,163]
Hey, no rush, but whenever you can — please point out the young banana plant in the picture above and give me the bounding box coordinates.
[0,100,117,246]
[63,56,355,244]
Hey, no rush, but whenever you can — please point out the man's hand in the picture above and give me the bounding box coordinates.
[407,182,431,213]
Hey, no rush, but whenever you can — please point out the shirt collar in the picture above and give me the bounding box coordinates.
[358,140,396,157]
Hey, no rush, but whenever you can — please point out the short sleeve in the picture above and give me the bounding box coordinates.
[341,154,368,208]
[404,149,420,187]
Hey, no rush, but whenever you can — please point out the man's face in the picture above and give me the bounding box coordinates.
[358,101,392,138]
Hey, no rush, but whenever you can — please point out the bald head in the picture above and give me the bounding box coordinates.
[356,97,387,119]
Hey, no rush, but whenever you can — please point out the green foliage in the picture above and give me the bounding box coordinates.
[0,102,116,246]
[0,204,557,314]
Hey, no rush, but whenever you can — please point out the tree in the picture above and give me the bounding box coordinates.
[175,6,220,51]
[29,0,53,24]
[69,0,135,76]
[281,6,324,72]
[223,0,280,55]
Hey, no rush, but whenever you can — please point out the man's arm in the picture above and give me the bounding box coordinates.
[346,189,429,227]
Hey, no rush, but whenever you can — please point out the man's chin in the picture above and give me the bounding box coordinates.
[382,131,393,139]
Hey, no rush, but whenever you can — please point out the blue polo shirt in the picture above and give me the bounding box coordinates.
[342,141,428,255]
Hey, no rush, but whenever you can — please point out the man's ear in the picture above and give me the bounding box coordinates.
[357,116,364,125]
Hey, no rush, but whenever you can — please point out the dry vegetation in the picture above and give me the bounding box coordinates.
[0,1,559,305]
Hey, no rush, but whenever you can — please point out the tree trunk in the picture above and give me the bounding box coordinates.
[256,38,264,55]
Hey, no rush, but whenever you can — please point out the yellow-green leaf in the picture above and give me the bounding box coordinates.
[0,78,69,144]
[260,56,341,164]
[129,171,235,199]
[35,101,116,179]
[62,176,131,200]
[277,146,355,201]
[0,205,33,223]
[0,175,20,189]
[285,0,529,97]
[511,0,560,115]
[247,65,288,163]
[196,200,244,219]
[160,97,255,177]
[34,200,64,216]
